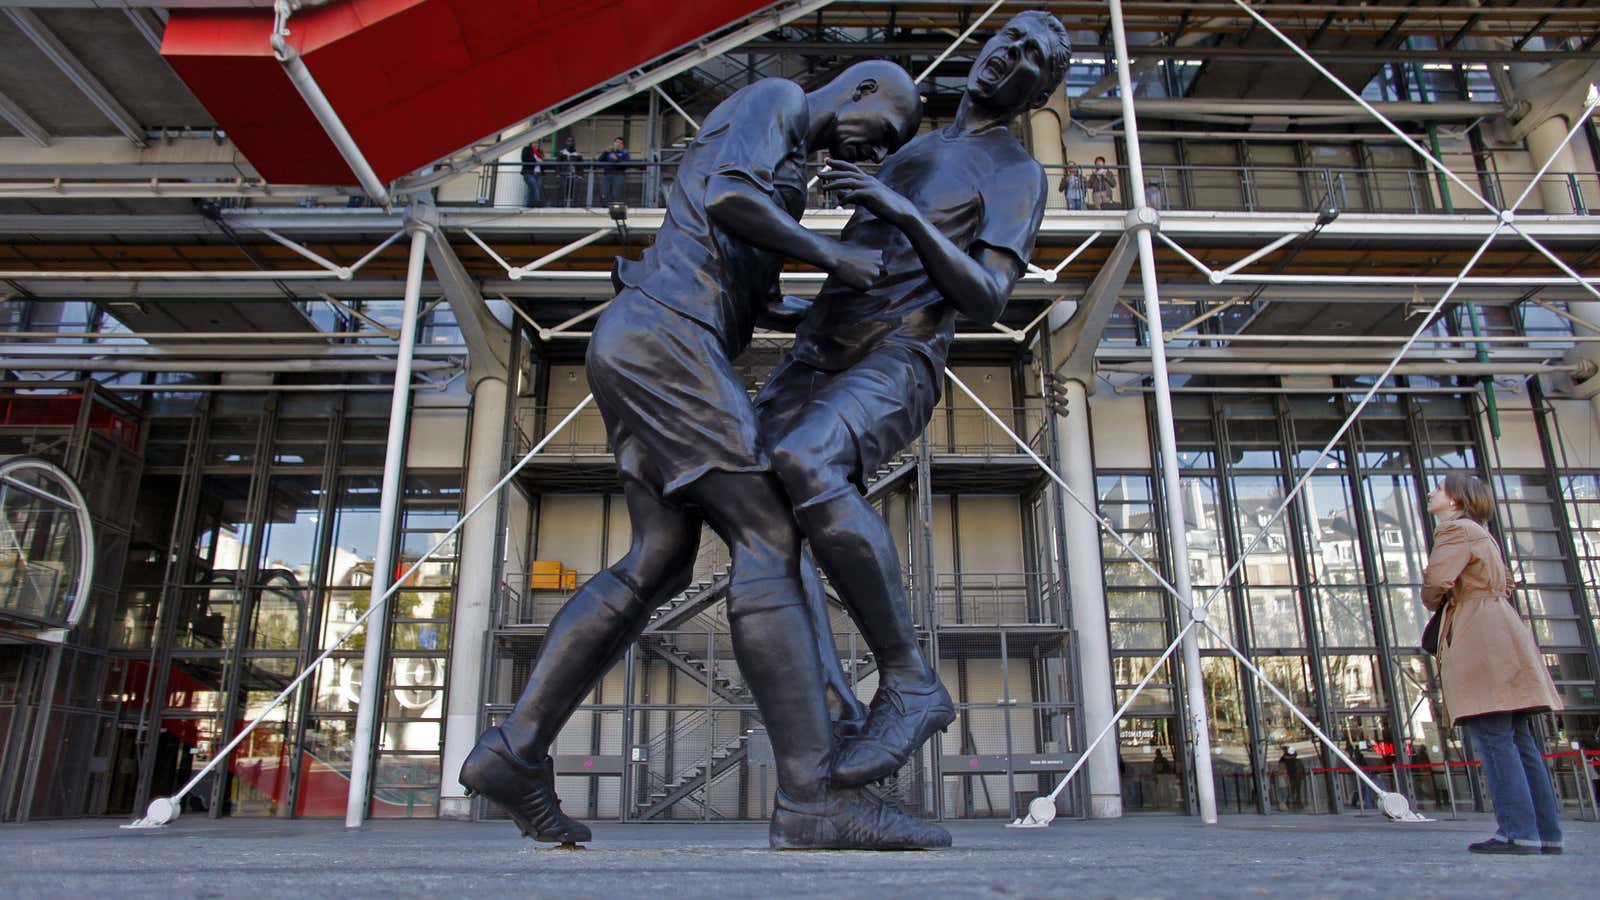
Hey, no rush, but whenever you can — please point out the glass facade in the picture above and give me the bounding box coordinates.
[0,388,463,820]
[1100,386,1600,815]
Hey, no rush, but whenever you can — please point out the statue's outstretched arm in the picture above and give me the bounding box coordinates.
[818,160,1022,324]
[705,174,883,292]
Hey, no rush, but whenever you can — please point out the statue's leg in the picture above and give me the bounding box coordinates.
[769,402,953,788]
[460,477,700,843]
[682,468,948,850]
[801,546,868,736]
[682,470,831,800]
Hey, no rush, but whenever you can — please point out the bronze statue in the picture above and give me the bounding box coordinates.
[765,9,1068,788]
[463,10,1068,850]
[459,61,939,850]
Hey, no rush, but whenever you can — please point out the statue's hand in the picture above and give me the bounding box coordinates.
[829,243,885,291]
[819,159,914,224]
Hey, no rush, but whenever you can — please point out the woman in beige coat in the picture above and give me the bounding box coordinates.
[1422,473,1563,855]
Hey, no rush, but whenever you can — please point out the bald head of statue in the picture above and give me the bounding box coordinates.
[809,60,922,164]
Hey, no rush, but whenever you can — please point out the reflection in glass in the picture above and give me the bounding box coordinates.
[1118,716,1185,811]
[1181,476,1225,585]
[1230,475,1294,586]
[296,717,354,816]
[165,656,230,713]
[1318,587,1376,647]
[1300,474,1363,585]
[257,476,324,585]
[190,476,251,585]
[231,658,298,816]
[1363,474,1426,583]
[326,477,381,588]
[249,572,307,651]
[1247,588,1304,648]
[1323,654,1386,709]
[204,418,259,466]
[174,587,240,650]
[1113,657,1175,714]
[272,416,331,467]
[1202,656,1257,812]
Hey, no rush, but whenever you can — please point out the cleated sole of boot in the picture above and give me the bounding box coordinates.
[770,830,950,851]
[770,811,952,851]
[833,706,957,788]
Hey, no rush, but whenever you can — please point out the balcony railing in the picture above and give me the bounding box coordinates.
[477,160,1599,216]
[514,404,1049,461]
[927,406,1047,456]
[933,572,1061,627]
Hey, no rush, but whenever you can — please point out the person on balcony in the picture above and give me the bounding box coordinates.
[459,61,934,851]
[556,135,584,207]
[520,140,544,207]
[1087,155,1116,208]
[1060,161,1085,210]
[756,10,1068,790]
[597,136,631,205]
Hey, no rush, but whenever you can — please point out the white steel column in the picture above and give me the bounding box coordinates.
[494,149,526,209]
[1526,115,1582,214]
[1047,306,1121,818]
[1108,0,1217,823]
[438,372,509,820]
[346,222,432,827]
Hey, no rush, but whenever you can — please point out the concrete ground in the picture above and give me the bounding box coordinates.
[1,811,1594,898]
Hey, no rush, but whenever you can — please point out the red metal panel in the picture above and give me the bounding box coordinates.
[162,0,772,186]
[161,11,358,184]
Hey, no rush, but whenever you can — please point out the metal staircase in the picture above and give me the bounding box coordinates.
[646,453,917,633]
[628,452,915,819]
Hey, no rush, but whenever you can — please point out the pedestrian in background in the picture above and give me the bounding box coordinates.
[1423,472,1564,855]
[556,135,584,207]
[598,136,631,204]
[1087,155,1116,209]
[1059,162,1085,210]
[1278,745,1306,810]
[521,140,545,207]
[1144,178,1163,210]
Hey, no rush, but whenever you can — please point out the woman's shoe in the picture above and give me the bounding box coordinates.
[1467,838,1539,855]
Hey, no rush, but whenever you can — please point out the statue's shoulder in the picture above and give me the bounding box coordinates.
[705,78,805,129]
[739,77,806,109]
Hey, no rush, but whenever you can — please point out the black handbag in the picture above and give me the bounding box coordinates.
[1421,601,1445,655]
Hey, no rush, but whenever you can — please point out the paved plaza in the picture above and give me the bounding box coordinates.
[1,811,1595,898]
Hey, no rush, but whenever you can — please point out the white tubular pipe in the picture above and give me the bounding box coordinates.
[653,85,700,132]
[1099,361,1575,377]
[437,374,509,818]
[915,0,1005,83]
[1072,98,1497,120]
[1109,0,1218,825]
[0,269,349,281]
[1165,333,1600,345]
[0,358,458,374]
[511,227,615,279]
[1215,230,1306,279]
[1053,372,1122,818]
[346,225,429,827]
[0,331,386,342]
[259,227,351,277]
[1219,274,1600,286]
[270,6,390,207]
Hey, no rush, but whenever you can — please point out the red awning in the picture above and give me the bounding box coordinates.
[162,0,770,185]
